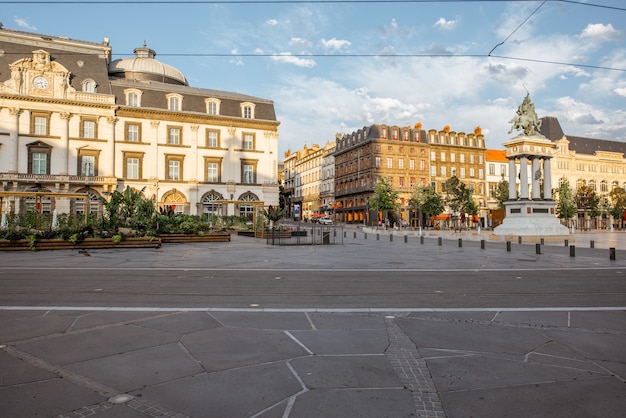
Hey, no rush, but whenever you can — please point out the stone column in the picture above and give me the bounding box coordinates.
[8,108,21,173]
[106,116,117,178]
[531,157,540,200]
[59,112,71,175]
[519,156,529,199]
[150,120,160,179]
[543,158,552,200]
[508,157,516,200]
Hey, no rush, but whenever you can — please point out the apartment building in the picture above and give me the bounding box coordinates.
[0,28,280,217]
[426,126,487,226]
[334,124,430,225]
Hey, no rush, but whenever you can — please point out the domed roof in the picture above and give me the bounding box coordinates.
[109,43,188,86]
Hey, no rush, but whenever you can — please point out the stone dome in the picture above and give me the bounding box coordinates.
[109,43,188,86]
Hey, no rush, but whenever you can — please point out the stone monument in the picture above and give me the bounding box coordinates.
[493,94,570,236]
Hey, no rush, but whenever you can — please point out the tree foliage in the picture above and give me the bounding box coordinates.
[442,176,477,215]
[369,177,399,214]
[410,185,444,220]
[495,175,509,209]
[574,185,599,212]
[555,178,577,220]
[609,187,626,221]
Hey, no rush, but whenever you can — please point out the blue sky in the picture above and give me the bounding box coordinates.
[3,0,625,157]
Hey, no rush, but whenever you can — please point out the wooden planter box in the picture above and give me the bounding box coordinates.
[159,233,231,243]
[255,229,292,239]
[0,237,162,251]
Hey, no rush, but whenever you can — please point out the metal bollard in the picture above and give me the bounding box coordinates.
[564,239,569,247]
[536,243,541,254]
[518,236,522,244]
[506,241,511,252]
[344,231,346,238]
[390,234,393,242]
[610,247,616,260]
[420,235,424,245]
[458,238,462,247]
[590,240,594,248]
[364,233,367,240]
[481,239,485,249]
[570,245,575,257]
[438,237,442,246]
[377,233,380,241]
[354,232,356,239]
[404,235,408,243]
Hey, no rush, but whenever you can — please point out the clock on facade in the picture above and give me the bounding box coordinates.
[32,76,49,89]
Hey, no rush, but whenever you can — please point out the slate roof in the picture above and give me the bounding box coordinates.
[540,116,626,156]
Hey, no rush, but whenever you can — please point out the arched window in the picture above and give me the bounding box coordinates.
[162,190,187,214]
[238,192,259,221]
[82,79,97,93]
[202,191,224,216]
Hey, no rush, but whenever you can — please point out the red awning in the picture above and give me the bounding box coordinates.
[432,214,450,221]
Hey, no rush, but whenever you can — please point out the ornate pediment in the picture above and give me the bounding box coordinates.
[2,49,75,99]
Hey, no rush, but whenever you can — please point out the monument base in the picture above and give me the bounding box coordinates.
[494,200,570,236]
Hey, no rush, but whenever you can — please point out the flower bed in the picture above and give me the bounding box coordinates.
[0,237,162,251]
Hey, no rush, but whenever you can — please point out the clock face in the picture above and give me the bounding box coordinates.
[33,76,49,89]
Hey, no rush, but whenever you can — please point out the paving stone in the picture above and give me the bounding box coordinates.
[210,311,312,330]
[289,329,389,355]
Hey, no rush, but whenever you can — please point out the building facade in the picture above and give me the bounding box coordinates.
[0,28,280,218]
[334,124,430,225]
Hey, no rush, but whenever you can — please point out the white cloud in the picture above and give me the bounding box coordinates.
[433,17,458,31]
[13,16,36,31]
[290,37,312,49]
[615,87,626,97]
[266,19,278,26]
[320,38,351,51]
[580,23,621,43]
[271,53,316,68]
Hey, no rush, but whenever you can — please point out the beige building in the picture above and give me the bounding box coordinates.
[426,126,487,226]
[0,28,280,218]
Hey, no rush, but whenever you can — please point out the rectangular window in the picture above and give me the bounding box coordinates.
[168,127,181,145]
[410,177,416,188]
[470,168,475,178]
[207,162,219,182]
[32,153,47,174]
[489,164,495,175]
[500,164,507,175]
[127,158,139,179]
[207,130,219,148]
[409,159,415,170]
[375,157,381,168]
[34,117,47,136]
[441,166,446,176]
[82,120,96,139]
[460,167,465,178]
[128,92,139,107]
[479,168,484,179]
[450,153,456,163]
[431,166,436,176]
[243,133,254,150]
[168,160,180,180]
[460,154,465,163]
[399,159,404,169]
[127,124,140,142]
[440,152,446,162]
[169,97,180,111]
[430,151,436,161]
[469,154,475,164]
[207,102,218,115]
[387,157,393,169]
[81,155,95,176]
[420,159,425,171]
[399,177,405,187]
[243,164,254,184]
[243,106,252,119]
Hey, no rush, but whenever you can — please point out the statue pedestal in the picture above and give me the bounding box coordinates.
[494,200,570,236]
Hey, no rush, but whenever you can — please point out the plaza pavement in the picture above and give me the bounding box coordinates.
[0,229,625,418]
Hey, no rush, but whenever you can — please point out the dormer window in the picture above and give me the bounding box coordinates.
[241,102,255,119]
[167,94,183,111]
[82,79,97,93]
[205,98,221,115]
[125,89,142,107]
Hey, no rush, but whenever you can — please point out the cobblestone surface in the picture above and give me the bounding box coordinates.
[385,316,446,418]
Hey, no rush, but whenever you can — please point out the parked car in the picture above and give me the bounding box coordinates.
[318,217,333,225]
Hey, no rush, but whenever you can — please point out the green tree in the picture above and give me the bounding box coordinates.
[555,178,577,223]
[495,175,509,209]
[369,177,399,223]
[442,176,478,229]
[409,185,444,227]
[609,187,626,228]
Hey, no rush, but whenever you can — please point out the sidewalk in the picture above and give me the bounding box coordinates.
[0,233,625,418]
